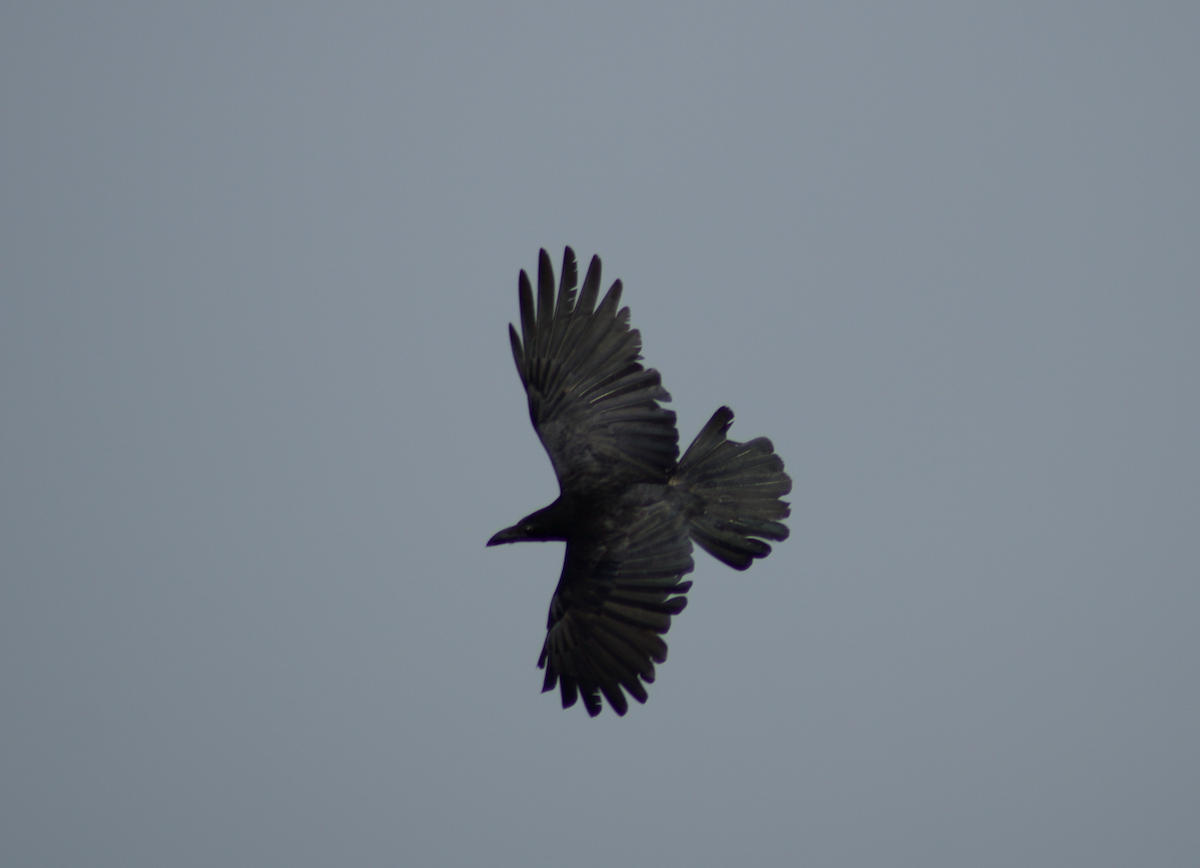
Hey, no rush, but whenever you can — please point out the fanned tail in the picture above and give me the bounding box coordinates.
[671,407,791,570]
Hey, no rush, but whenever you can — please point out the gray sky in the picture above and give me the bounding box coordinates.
[3,3,1197,866]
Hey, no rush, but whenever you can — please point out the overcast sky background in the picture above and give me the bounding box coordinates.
[2,3,1197,866]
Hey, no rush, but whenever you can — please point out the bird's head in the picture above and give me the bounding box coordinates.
[487,500,569,546]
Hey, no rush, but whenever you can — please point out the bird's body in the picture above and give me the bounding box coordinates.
[489,248,792,716]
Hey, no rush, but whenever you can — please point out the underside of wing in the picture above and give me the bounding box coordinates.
[509,248,680,490]
[538,500,695,716]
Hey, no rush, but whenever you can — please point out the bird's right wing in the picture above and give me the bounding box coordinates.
[509,248,680,492]
[538,499,695,717]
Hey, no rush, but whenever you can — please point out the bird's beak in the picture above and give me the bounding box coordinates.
[487,525,523,546]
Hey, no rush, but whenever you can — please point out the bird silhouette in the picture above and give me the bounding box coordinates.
[489,248,792,716]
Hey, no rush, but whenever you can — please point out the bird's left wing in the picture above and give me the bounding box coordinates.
[538,499,695,716]
[509,248,679,492]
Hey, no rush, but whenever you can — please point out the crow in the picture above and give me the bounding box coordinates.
[488,248,792,716]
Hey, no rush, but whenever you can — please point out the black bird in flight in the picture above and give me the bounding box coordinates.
[488,248,792,716]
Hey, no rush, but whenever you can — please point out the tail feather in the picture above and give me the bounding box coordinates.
[671,407,792,570]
